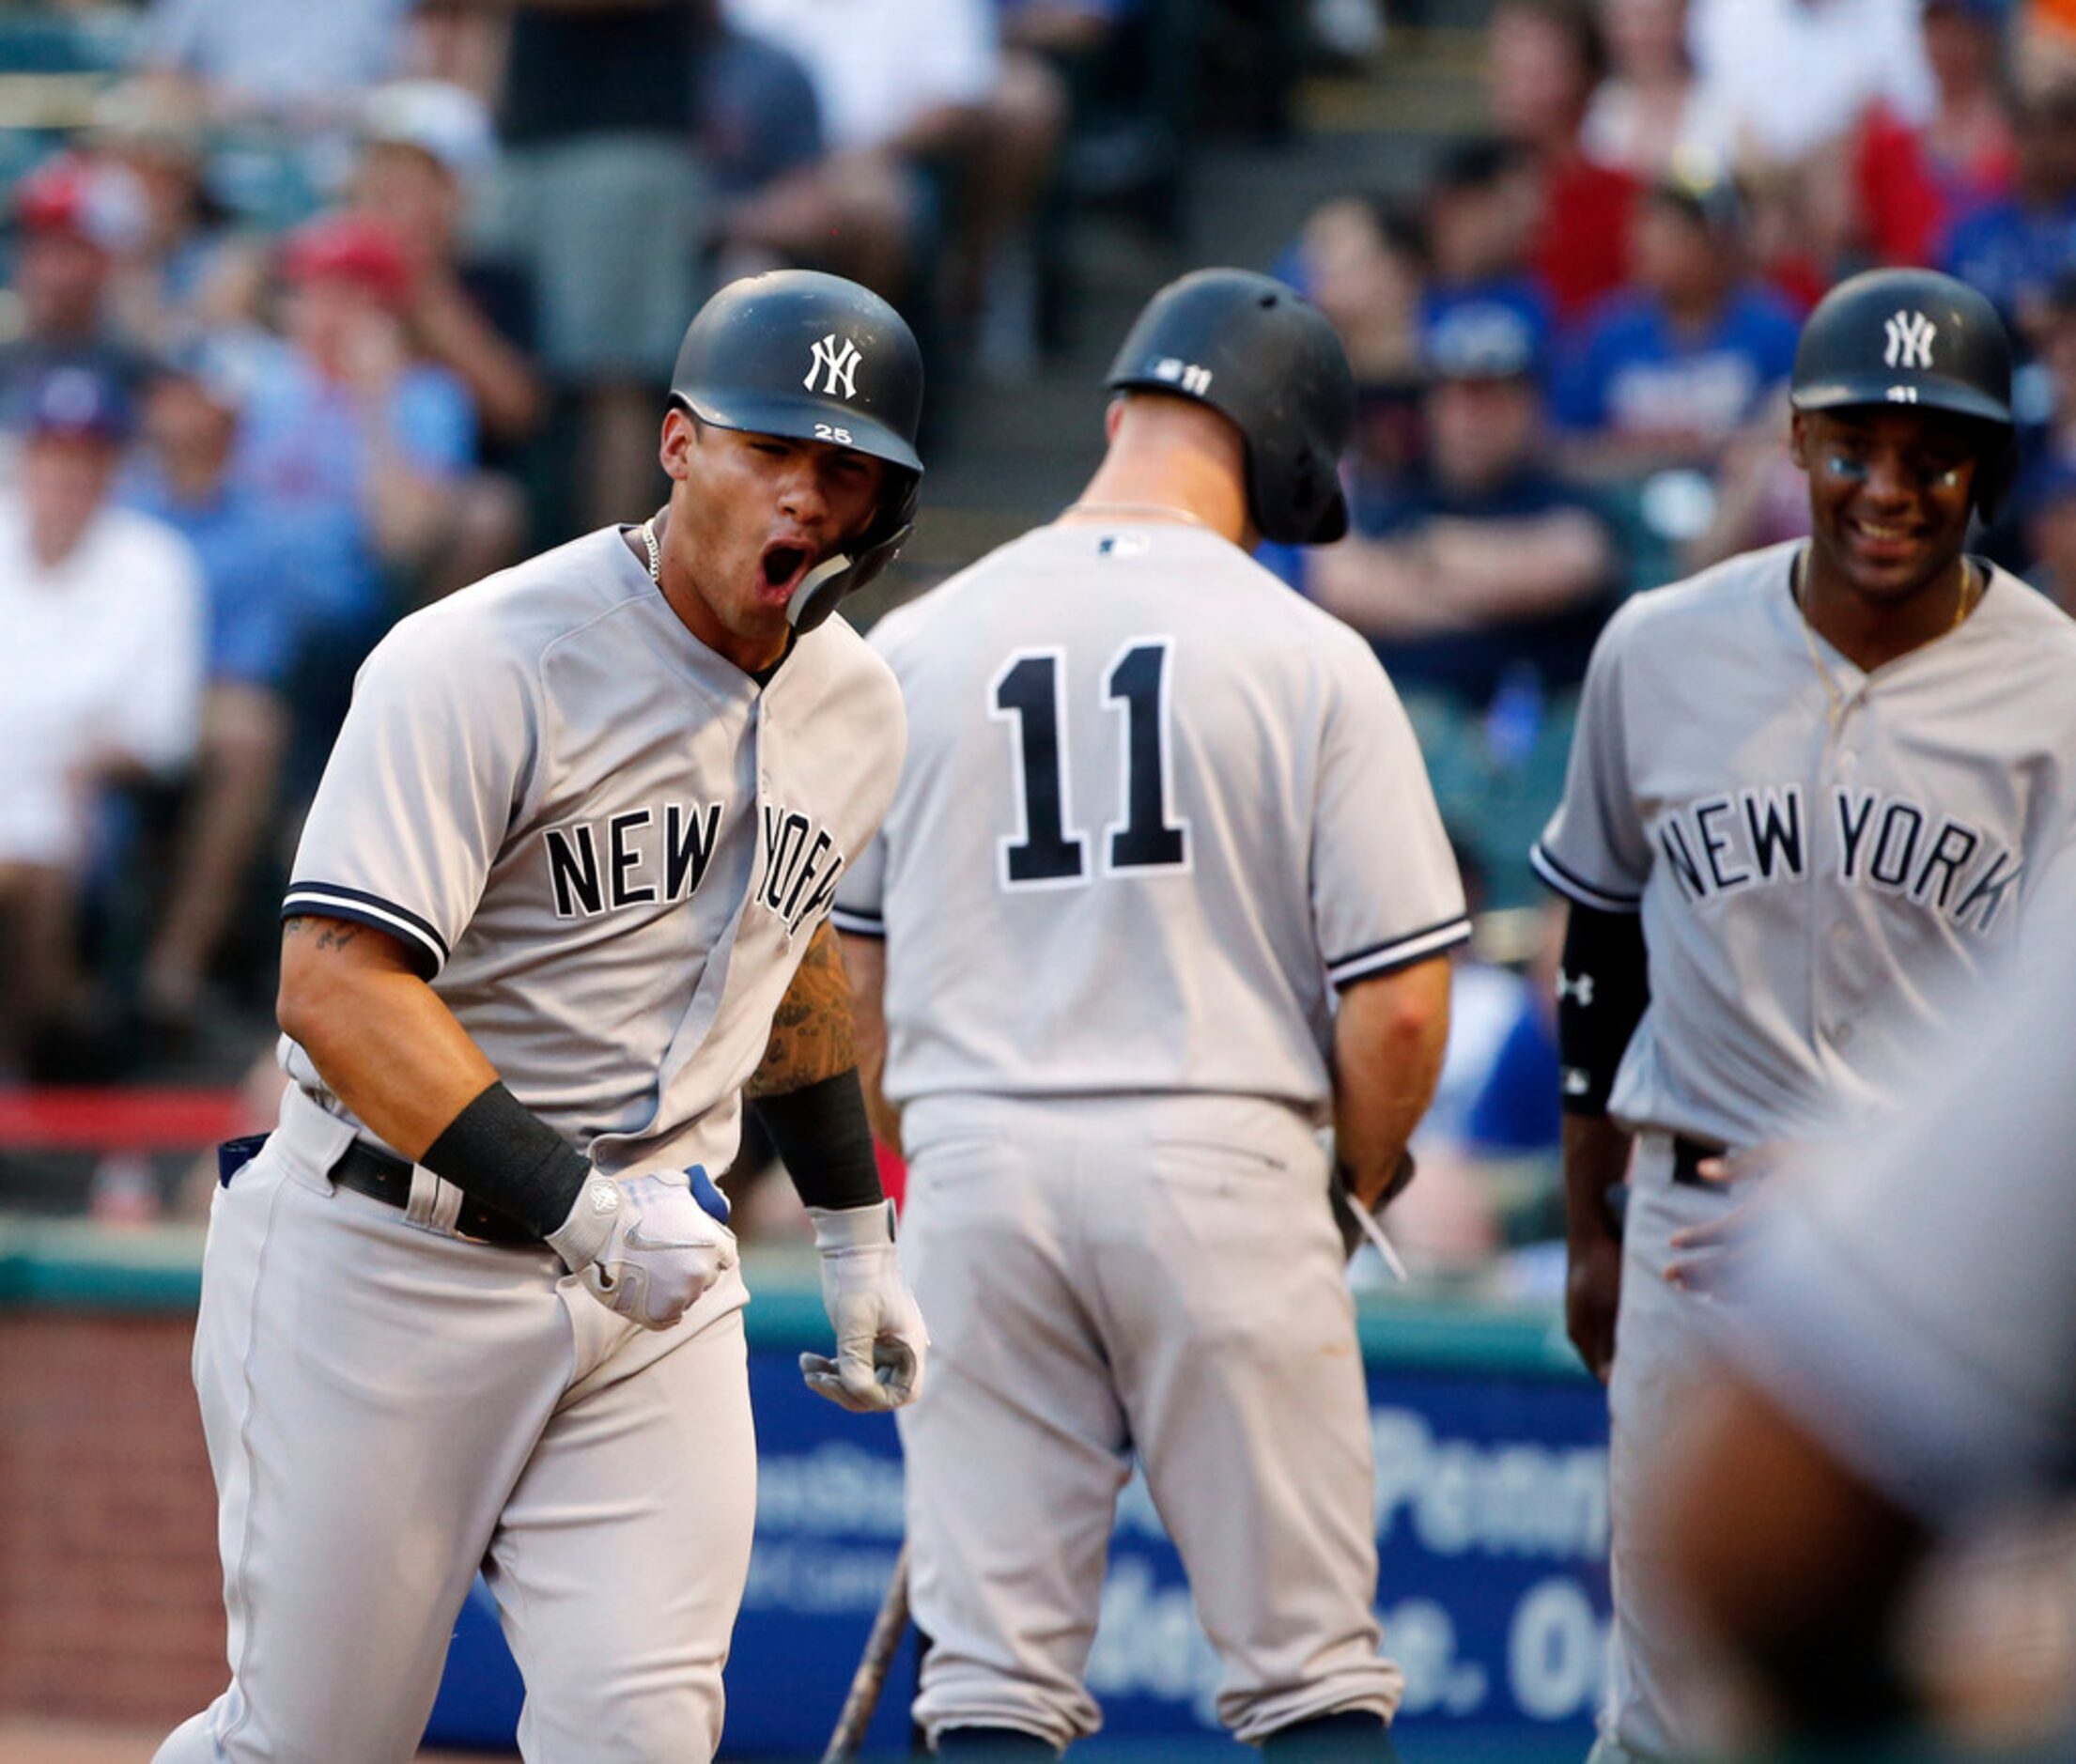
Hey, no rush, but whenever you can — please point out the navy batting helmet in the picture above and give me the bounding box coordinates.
[1790,267,2016,517]
[669,270,924,631]
[1106,269,1356,546]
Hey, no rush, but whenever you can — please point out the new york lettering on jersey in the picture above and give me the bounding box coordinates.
[545,801,727,917]
[1649,781,2022,932]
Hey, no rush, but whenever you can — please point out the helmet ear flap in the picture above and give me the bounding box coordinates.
[1975,431,2019,524]
[784,468,921,632]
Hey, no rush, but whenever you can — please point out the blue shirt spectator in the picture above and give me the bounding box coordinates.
[1464,998,1562,1156]
[1553,164,1800,480]
[121,338,324,692]
[126,470,307,690]
[231,335,474,630]
[1553,284,1800,446]
[1941,197,2076,332]
[1305,299,1621,710]
[1937,83,2076,331]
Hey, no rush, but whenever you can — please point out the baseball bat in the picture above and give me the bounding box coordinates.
[822,1539,911,1761]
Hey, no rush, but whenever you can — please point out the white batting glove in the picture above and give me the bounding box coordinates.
[800,1200,928,1412]
[548,1165,736,1331]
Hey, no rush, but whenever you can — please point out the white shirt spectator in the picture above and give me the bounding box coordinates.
[1688,0,1934,162]
[1582,77,1743,177]
[0,497,205,867]
[720,0,999,153]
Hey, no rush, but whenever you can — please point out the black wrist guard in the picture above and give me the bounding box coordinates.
[421,1080,593,1238]
[755,1069,884,1214]
[1557,903,1650,1116]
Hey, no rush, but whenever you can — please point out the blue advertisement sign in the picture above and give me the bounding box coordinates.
[430,1304,1610,1756]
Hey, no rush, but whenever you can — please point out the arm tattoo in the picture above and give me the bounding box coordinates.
[745,921,858,1098]
[282,914,363,953]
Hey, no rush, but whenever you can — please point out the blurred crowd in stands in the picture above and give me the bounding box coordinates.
[0,0,1201,1083]
[3,0,2074,1277]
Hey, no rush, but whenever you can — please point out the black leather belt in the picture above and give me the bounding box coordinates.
[330,1139,543,1248]
[1670,1134,1728,1188]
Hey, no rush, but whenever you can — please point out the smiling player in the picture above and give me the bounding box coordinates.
[1530,266,2076,1763]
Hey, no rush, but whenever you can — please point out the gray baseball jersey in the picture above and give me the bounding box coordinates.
[834,521,1470,1112]
[837,516,1466,1750]
[282,524,906,1178]
[1533,539,2076,1154]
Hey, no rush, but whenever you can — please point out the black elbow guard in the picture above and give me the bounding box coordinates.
[1556,903,1649,1116]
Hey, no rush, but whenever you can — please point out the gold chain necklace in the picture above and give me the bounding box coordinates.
[1790,549,1977,731]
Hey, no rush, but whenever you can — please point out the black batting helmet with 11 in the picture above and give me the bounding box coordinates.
[1106,269,1356,547]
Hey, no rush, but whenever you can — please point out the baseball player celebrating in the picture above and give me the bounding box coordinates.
[1531,266,2076,1764]
[157,271,930,1764]
[835,269,1468,1758]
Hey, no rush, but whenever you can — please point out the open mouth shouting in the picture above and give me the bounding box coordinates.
[757,539,813,607]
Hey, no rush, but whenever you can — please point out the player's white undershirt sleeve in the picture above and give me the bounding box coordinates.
[283,608,539,978]
[1727,936,2076,1524]
[1311,638,1470,990]
[1531,603,1650,913]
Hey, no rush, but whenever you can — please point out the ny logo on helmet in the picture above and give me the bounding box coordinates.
[1882,310,1937,371]
[805,333,862,399]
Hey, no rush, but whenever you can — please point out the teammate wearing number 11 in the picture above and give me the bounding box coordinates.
[835,270,1468,1757]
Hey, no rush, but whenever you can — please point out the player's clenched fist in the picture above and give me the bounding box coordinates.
[549,1166,736,1330]
[801,1200,928,1411]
